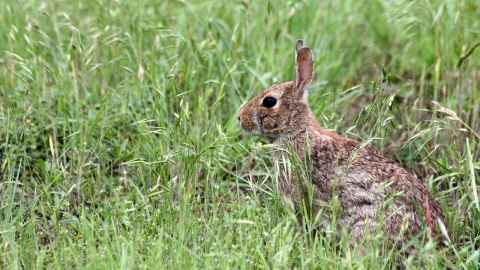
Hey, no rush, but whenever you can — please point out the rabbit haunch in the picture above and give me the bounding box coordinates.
[238,40,444,242]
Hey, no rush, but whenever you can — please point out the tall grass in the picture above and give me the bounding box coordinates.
[1,0,479,269]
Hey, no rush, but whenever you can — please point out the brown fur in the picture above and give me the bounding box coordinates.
[239,40,444,243]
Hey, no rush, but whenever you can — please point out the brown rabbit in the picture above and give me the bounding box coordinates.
[238,40,444,243]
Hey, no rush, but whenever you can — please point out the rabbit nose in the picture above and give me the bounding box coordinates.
[238,116,241,121]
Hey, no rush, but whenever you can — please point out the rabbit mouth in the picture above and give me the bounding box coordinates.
[238,113,260,135]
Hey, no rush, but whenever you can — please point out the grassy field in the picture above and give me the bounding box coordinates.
[1,0,479,269]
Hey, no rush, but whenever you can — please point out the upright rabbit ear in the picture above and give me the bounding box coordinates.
[290,40,314,100]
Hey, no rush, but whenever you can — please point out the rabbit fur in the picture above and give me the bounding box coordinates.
[238,40,444,243]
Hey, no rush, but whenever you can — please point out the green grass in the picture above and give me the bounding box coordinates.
[1,0,479,269]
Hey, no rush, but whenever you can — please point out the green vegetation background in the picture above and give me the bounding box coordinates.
[1,0,479,269]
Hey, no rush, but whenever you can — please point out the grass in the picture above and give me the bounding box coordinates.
[1,0,479,269]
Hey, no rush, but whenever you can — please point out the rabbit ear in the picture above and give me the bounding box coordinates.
[291,40,313,99]
[295,41,313,91]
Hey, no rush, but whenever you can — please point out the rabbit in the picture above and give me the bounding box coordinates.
[238,40,445,244]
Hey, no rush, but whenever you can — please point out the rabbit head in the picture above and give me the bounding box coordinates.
[239,40,314,139]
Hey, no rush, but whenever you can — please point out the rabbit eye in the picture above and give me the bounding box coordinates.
[262,96,277,108]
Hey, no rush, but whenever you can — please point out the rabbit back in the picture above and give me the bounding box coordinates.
[275,130,442,241]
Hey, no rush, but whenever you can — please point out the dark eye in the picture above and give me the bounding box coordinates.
[262,96,277,108]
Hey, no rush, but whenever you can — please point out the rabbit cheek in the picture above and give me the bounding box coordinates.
[261,115,278,131]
